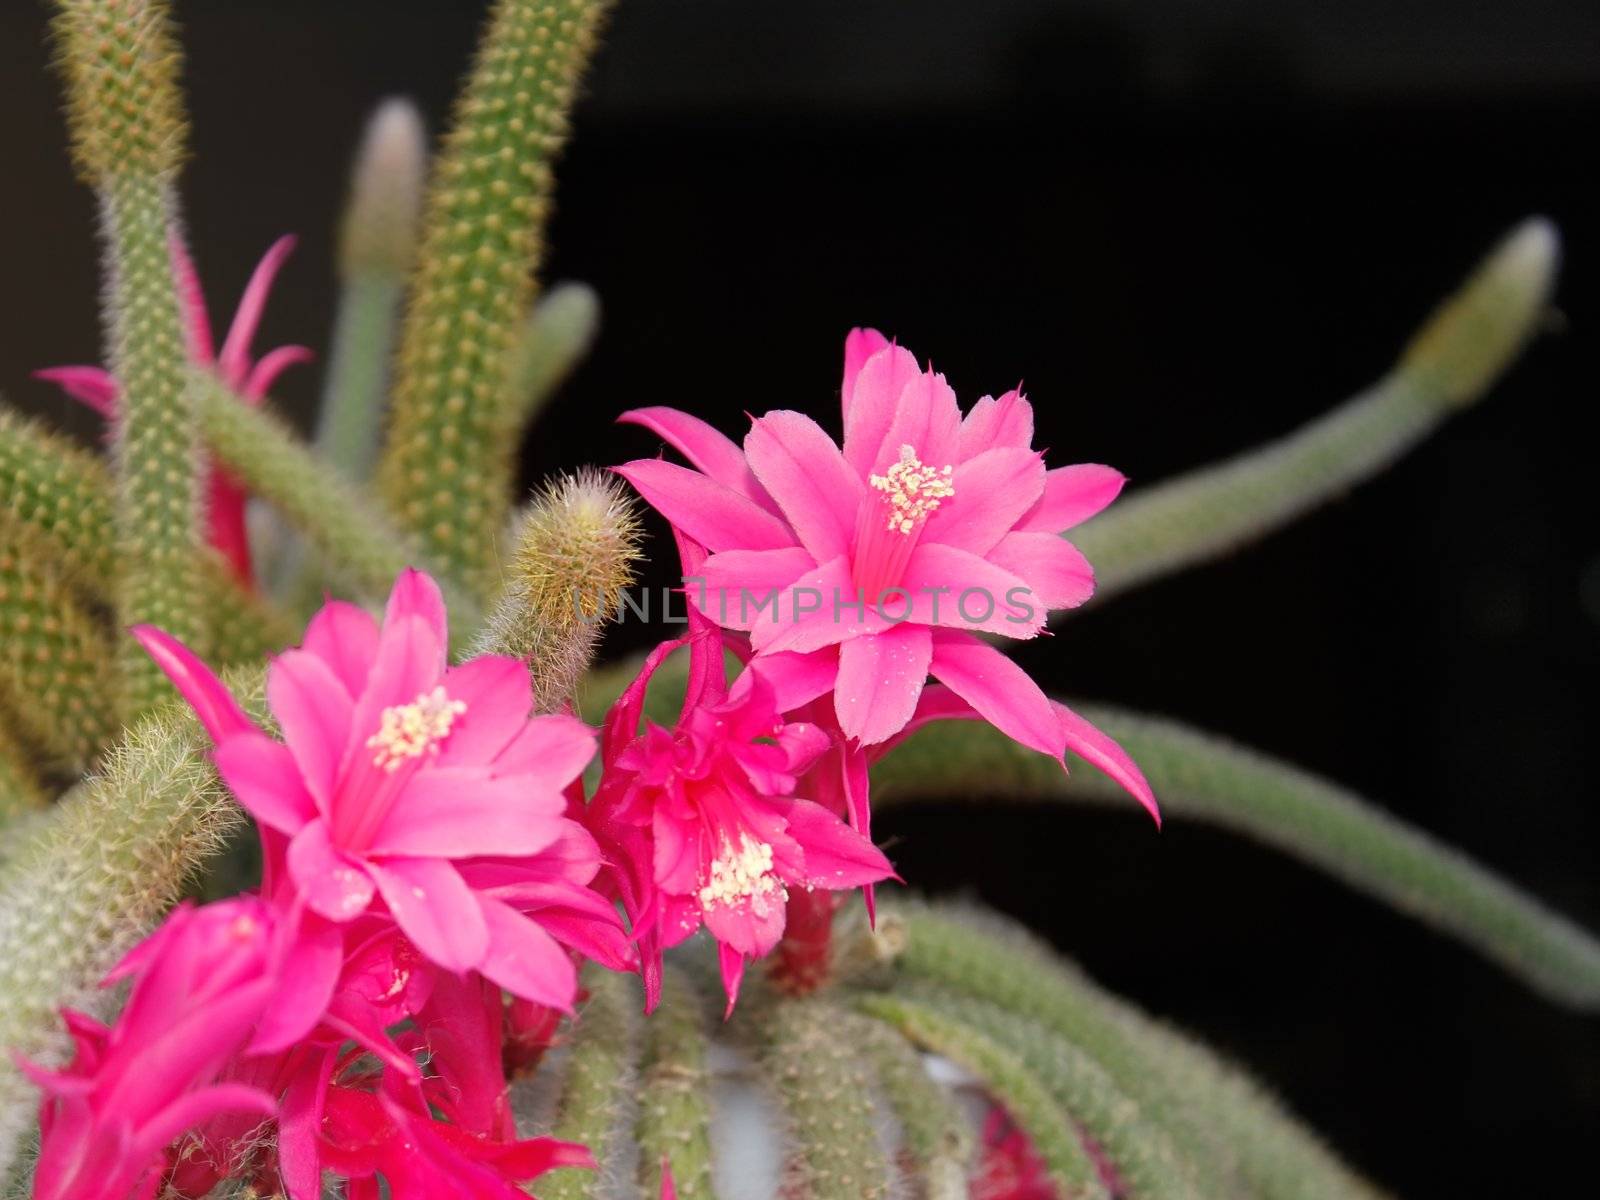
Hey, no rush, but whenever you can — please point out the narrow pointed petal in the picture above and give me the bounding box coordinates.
[620,407,772,508]
[1054,701,1160,825]
[368,857,489,972]
[476,896,579,1010]
[288,821,375,921]
[698,546,817,630]
[132,1085,275,1163]
[277,1048,337,1200]
[384,566,449,648]
[248,914,343,1053]
[242,344,315,401]
[131,626,254,743]
[748,647,840,711]
[213,732,317,833]
[1019,463,1127,532]
[988,531,1095,611]
[879,368,963,475]
[843,340,921,476]
[167,232,216,364]
[718,942,748,1017]
[929,632,1065,760]
[958,389,1034,458]
[33,366,120,417]
[744,410,862,562]
[834,625,932,745]
[899,544,1045,638]
[931,446,1046,556]
[785,799,896,888]
[218,235,298,384]
[616,459,796,552]
[301,600,381,699]
[268,649,356,807]
[841,327,891,415]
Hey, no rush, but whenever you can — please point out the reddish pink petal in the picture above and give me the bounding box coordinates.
[698,546,817,630]
[277,1047,337,1200]
[301,599,381,699]
[436,656,534,767]
[204,470,253,586]
[167,231,216,364]
[748,647,839,711]
[616,459,796,553]
[931,446,1046,556]
[131,1084,275,1164]
[841,327,890,415]
[367,856,489,973]
[717,942,747,1018]
[833,624,932,745]
[619,407,773,509]
[958,389,1034,459]
[131,625,254,743]
[475,896,579,1010]
[842,339,921,476]
[659,1160,679,1200]
[898,544,1046,638]
[751,555,894,655]
[493,712,597,789]
[744,410,862,563]
[877,367,963,476]
[213,732,317,833]
[33,365,119,417]
[384,567,449,649]
[242,344,314,401]
[987,531,1095,612]
[370,769,566,858]
[703,890,787,961]
[248,914,343,1053]
[1054,702,1160,825]
[268,648,355,808]
[287,820,375,921]
[928,632,1065,760]
[218,235,297,386]
[785,799,896,890]
[1019,463,1127,533]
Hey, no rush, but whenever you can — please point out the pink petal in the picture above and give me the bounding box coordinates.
[842,339,921,477]
[300,600,380,699]
[958,389,1034,459]
[213,732,317,834]
[898,544,1045,638]
[131,1084,276,1164]
[751,555,894,655]
[277,1047,338,1200]
[703,891,785,962]
[744,410,862,563]
[131,626,254,743]
[346,614,445,764]
[697,546,818,631]
[33,365,120,417]
[268,648,355,808]
[619,407,774,510]
[475,896,579,1010]
[435,656,533,767]
[841,327,891,416]
[784,799,896,889]
[987,531,1095,612]
[248,914,343,1053]
[167,232,216,364]
[493,712,597,789]
[748,647,840,711]
[242,344,314,401]
[929,446,1046,556]
[833,624,932,745]
[877,367,963,476]
[367,856,489,973]
[1054,701,1160,825]
[1019,464,1126,533]
[929,632,1065,759]
[716,942,748,1018]
[287,820,375,922]
[370,769,566,858]
[384,567,449,650]
[616,459,796,553]
[511,883,635,972]
[218,235,297,386]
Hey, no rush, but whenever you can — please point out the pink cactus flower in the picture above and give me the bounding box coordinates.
[16,899,281,1200]
[35,234,312,585]
[586,616,896,1014]
[616,329,1157,823]
[132,568,621,1022]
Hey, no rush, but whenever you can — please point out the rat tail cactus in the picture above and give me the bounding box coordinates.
[0,3,1592,1198]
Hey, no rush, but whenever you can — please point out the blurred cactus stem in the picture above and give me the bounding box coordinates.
[0,409,115,589]
[634,968,716,1200]
[316,98,428,482]
[380,0,616,595]
[873,703,1600,1010]
[0,717,47,829]
[1074,217,1561,603]
[473,470,640,712]
[498,280,601,446]
[50,0,208,715]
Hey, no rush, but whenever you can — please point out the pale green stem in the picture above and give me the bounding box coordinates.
[499,282,601,438]
[634,967,715,1200]
[850,1010,974,1200]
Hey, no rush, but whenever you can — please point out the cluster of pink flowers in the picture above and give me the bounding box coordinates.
[18,331,1156,1198]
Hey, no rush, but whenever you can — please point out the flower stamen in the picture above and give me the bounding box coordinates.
[367,686,466,772]
[869,443,955,535]
[699,833,786,916]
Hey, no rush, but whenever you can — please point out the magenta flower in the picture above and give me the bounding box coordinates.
[36,234,311,584]
[616,329,1156,821]
[16,900,281,1200]
[587,620,896,1013]
[133,568,618,1021]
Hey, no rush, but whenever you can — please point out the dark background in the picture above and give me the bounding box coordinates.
[2,2,1596,1194]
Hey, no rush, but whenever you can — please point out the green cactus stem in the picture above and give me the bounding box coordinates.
[380,0,615,592]
[634,968,716,1200]
[0,717,48,829]
[51,0,207,715]
[0,408,116,589]
[1073,218,1560,604]
[850,1011,974,1200]
[499,281,601,441]
[873,703,1600,1011]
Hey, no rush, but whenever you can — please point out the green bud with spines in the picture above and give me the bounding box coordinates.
[380,0,615,592]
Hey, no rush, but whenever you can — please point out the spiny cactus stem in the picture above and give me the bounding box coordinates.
[768,888,838,997]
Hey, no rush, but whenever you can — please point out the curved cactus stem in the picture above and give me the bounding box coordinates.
[0,715,48,830]
[856,993,1109,1200]
[907,987,1202,1200]
[761,997,896,1200]
[193,377,478,634]
[0,668,262,1179]
[0,408,115,588]
[1073,218,1560,605]
[500,282,601,440]
[891,904,1387,1200]
[472,471,640,711]
[635,967,716,1200]
[541,966,643,1200]
[850,1009,974,1200]
[873,703,1600,1011]
[0,547,117,772]
[380,0,616,592]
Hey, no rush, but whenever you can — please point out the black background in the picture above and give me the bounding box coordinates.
[2,2,1597,1194]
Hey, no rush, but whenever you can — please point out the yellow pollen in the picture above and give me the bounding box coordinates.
[699,833,786,914]
[869,444,955,534]
[367,685,467,772]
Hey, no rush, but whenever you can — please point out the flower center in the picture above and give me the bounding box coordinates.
[869,444,955,534]
[699,833,786,915]
[366,686,466,773]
